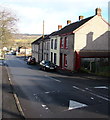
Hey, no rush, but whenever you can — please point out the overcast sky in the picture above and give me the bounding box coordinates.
[0,0,109,34]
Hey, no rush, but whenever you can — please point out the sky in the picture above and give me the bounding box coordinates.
[0,0,109,34]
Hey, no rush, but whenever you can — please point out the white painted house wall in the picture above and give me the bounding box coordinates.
[50,35,60,66]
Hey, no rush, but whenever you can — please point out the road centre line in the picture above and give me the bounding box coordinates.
[73,86,85,92]
[73,86,110,102]
[86,90,110,102]
[94,86,108,89]
[45,75,61,83]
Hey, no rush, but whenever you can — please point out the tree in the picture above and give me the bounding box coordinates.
[0,6,18,48]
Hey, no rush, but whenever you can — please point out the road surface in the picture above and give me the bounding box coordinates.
[5,55,110,118]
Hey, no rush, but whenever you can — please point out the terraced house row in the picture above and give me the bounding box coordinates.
[32,8,110,72]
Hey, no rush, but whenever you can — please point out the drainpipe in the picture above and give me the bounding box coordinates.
[75,51,81,71]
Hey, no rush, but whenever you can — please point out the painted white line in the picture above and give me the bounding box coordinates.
[91,97,94,100]
[45,75,61,83]
[54,79,61,82]
[87,91,110,102]
[42,104,49,110]
[73,86,110,102]
[68,100,87,110]
[73,86,85,92]
[94,86,108,89]
[45,92,50,94]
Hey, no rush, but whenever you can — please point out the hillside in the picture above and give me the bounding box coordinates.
[14,34,41,40]
[12,34,42,48]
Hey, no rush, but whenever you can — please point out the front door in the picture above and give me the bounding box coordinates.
[60,53,62,68]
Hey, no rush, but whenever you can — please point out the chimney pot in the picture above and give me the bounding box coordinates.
[79,16,84,20]
[95,8,102,16]
[58,25,62,30]
[67,20,71,25]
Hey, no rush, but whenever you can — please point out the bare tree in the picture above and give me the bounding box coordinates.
[0,6,18,48]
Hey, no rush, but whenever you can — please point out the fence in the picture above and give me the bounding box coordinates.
[81,57,110,76]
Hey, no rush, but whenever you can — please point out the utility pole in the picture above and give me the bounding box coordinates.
[43,20,44,39]
[42,20,44,60]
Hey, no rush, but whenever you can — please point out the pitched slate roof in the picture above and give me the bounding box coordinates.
[32,16,95,44]
[53,16,94,36]
[32,31,57,44]
[31,35,47,44]
[43,31,56,40]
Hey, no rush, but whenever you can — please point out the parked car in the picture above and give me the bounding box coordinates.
[11,50,16,55]
[40,60,57,71]
[27,57,36,65]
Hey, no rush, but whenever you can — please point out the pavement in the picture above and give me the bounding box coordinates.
[57,68,109,81]
[1,62,23,119]
[17,56,109,82]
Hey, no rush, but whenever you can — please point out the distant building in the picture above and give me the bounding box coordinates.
[16,46,32,56]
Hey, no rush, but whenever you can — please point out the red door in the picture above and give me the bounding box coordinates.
[75,51,81,71]
[60,53,62,68]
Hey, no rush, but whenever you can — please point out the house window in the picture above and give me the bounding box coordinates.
[51,52,53,62]
[64,37,68,49]
[54,39,57,49]
[64,54,67,67]
[47,42,49,50]
[47,53,48,61]
[60,37,64,48]
[44,42,46,50]
[51,39,53,49]
[54,53,57,64]
[44,53,46,60]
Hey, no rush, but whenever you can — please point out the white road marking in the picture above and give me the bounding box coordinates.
[94,86,108,89]
[45,92,50,94]
[73,86,110,102]
[91,97,94,100]
[73,86,85,92]
[42,104,49,110]
[45,75,61,83]
[55,79,61,82]
[68,100,87,110]
[85,88,89,90]
[87,91,110,102]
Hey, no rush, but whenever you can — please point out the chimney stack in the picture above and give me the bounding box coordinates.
[67,20,71,25]
[58,25,62,30]
[79,16,84,20]
[95,8,102,16]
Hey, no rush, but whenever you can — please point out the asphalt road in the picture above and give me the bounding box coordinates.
[5,55,110,119]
